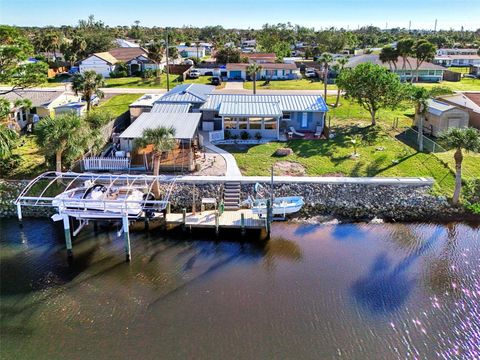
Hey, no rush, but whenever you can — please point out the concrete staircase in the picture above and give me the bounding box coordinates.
[223,182,241,211]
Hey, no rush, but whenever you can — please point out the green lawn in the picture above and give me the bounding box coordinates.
[4,135,47,179]
[243,78,338,91]
[446,67,470,74]
[416,78,480,91]
[434,151,480,180]
[104,75,223,89]
[98,93,144,117]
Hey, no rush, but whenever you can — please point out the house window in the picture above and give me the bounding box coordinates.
[264,118,277,130]
[238,117,248,129]
[283,112,291,120]
[301,113,308,128]
[224,117,237,129]
[249,117,262,130]
[429,70,435,76]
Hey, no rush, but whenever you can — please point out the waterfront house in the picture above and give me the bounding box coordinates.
[79,48,157,77]
[2,90,81,129]
[346,54,446,82]
[416,99,469,137]
[200,94,328,140]
[439,93,480,130]
[226,63,300,80]
[154,84,215,111]
[177,46,206,59]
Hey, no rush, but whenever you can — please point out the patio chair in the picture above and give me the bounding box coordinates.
[314,126,322,138]
[289,127,305,137]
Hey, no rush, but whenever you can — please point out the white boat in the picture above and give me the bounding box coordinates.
[251,196,305,217]
[52,182,148,217]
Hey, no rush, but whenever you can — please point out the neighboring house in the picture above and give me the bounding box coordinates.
[437,48,479,56]
[417,99,469,137]
[54,102,87,117]
[38,51,65,62]
[346,54,446,82]
[226,63,300,80]
[177,46,206,58]
[79,48,156,77]
[433,54,480,67]
[439,93,480,130]
[2,90,81,129]
[470,64,480,77]
[243,53,276,64]
[200,94,328,140]
[118,112,201,172]
[155,84,215,111]
[115,38,141,48]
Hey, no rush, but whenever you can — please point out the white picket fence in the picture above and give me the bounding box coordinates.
[209,130,225,143]
[83,157,131,171]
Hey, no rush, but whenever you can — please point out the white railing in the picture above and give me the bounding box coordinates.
[209,130,225,143]
[83,157,130,171]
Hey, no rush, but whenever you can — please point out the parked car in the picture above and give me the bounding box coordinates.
[68,66,79,75]
[209,76,222,86]
[189,69,201,79]
[304,68,317,78]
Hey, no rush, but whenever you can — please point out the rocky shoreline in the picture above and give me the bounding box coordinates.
[1,179,473,223]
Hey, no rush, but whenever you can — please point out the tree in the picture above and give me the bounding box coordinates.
[348,134,363,157]
[412,40,436,83]
[0,25,48,95]
[0,125,18,159]
[336,63,406,126]
[35,114,91,173]
[147,41,164,84]
[396,38,414,71]
[408,86,453,151]
[379,45,399,71]
[247,63,263,95]
[136,126,176,197]
[331,57,349,107]
[257,23,295,59]
[317,52,333,101]
[61,36,87,67]
[71,71,105,111]
[438,128,480,205]
[214,47,241,64]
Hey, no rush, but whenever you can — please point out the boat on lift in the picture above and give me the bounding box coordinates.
[250,196,305,217]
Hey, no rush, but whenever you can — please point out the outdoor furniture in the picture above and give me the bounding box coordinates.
[201,198,217,214]
[314,126,322,138]
[289,127,305,137]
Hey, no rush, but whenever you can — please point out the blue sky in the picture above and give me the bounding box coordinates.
[1,0,479,30]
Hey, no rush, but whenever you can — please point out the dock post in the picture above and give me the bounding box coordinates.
[16,203,23,227]
[167,202,171,214]
[62,213,73,258]
[215,211,219,236]
[93,221,98,234]
[122,214,131,262]
[182,208,186,231]
[241,213,246,236]
[144,217,150,231]
[266,199,271,240]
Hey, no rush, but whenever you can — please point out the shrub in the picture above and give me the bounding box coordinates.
[240,131,250,140]
[142,69,156,79]
[224,129,232,139]
[463,179,480,214]
[231,134,239,140]
[255,132,262,140]
[85,109,115,129]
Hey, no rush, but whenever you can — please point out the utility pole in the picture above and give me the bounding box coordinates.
[165,28,171,92]
[408,20,411,32]
[434,19,437,32]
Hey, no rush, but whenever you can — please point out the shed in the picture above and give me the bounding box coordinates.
[417,99,469,136]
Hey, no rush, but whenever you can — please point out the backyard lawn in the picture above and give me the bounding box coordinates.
[4,135,47,179]
[243,78,338,91]
[97,93,144,117]
[415,78,480,91]
[104,75,223,89]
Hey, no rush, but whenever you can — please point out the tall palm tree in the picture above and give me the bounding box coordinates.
[0,124,18,159]
[136,126,176,197]
[438,128,480,204]
[71,71,105,112]
[246,63,263,95]
[35,113,90,173]
[409,86,452,151]
[317,52,333,100]
[396,38,414,71]
[331,57,349,107]
[379,45,399,71]
[147,41,165,84]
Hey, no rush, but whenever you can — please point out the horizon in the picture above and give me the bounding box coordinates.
[1,0,479,31]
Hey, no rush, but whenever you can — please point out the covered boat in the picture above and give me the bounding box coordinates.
[251,196,305,217]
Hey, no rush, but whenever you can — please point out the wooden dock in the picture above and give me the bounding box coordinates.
[166,209,266,230]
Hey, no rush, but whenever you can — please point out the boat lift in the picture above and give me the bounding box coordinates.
[14,171,178,261]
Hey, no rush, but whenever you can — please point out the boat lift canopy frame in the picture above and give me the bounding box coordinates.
[14,171,178,219]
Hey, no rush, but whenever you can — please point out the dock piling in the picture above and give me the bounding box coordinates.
[182,208,186,231]
[122,214,131,262]
[241,213,246,236]
[62,213,73,258]
[215,211,219,236]
[16,203,23,227]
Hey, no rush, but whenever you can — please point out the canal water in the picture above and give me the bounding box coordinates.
[1,218,479,360]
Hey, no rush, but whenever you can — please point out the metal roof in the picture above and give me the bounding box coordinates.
[427,99,458,116]
[151,103,191,113]
[219,102,282,117]
[201,94,328,113]
[119,113,201,139]
[157,84,215,104]
[346,54,447,71]
[129,94,164,107]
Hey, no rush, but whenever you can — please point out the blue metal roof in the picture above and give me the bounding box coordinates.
[151,103,191,113]
[201,94,328,113]
[157,84,215,104]
[219,102,282,117]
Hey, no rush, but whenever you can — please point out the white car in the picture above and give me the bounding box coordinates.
[304,68,317,78]
[189,69,201,79]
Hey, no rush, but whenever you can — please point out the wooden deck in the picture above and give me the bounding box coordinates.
[166,209,266,229]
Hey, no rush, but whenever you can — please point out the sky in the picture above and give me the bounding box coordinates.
[1,0,479,30]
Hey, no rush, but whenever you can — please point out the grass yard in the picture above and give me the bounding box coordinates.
[243,78,337,91]
[416,78,480,91]
[104,75,223,89]
[98,93,144,117]
[434,151,480,180]
[3,135,47,179]
[446,67,470,74]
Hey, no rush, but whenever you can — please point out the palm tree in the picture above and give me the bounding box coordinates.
[71,71,105,112]
[136,126,176,197]
[35,113,90,173]
[409,86,452,151]
[246,63,263,95]
[0,124,18,159]
[331,57,349,107]
[379,45,399,71]
[317,52,333,100]
[147,41,165,84]
[438,128,480,204]
[396,38,414,71]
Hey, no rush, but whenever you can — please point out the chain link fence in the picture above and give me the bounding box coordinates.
[396,127,447,153]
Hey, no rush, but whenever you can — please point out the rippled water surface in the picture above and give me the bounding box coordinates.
[1,218,479,359]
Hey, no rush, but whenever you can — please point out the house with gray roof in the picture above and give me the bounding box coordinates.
[417,99,469,136]
[200,94,328,140]
[156,84,215,110]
